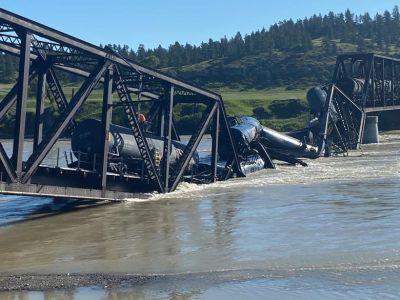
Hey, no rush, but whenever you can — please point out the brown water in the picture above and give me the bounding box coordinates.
[0,134,400,299]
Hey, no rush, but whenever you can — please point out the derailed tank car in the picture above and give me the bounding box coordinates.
[71,119,199,176]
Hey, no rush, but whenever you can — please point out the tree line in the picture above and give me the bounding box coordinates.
[105,6,400,68]
[0,6,400,83]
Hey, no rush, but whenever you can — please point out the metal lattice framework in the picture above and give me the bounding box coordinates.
[0,9,244,198]
[321,53,400,154]
[333,53,400,110]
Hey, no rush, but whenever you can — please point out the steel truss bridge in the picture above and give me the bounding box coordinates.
[0,9,399,200]
[0,9,244,200]
[321,53,400,155]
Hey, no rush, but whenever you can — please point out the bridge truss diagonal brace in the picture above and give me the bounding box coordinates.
[0,83,18,123]
[333,85,365,148]
[46,66,77,131]
[33,66,46,149]
[218,100,244,177]
[361,56,374,108]
[318,84,335,156]
[0,59,41,124]
[21,61,111,184]
[12,30,32,177]
[0,142,17,182]
[162,85,174,192]
[113,66,165,193]
[211,104,220,183]
[169,101,218,192]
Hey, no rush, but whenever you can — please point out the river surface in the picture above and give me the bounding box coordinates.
[0,133,400,299]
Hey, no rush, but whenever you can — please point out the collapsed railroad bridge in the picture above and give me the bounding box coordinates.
[0,9,400,200]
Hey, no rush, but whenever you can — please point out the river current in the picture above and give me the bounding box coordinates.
[0,133,400,299]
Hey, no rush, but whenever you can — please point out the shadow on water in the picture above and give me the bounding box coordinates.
[0,196,116,227]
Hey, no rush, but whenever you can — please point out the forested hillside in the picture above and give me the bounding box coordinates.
[0,7,400,136]
[1,7,400,87]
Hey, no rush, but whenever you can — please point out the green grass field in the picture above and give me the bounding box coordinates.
[0,83,310,135]
[217,87,308,116]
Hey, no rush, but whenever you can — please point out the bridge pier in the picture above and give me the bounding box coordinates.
[362,116,379,144]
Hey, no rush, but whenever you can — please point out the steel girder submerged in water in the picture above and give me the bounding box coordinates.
[0,9,245,198]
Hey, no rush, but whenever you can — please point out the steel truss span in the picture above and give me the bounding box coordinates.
[318,53,400,156]
[0,9,244,200]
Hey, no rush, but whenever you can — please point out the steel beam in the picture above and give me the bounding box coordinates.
[211,105,220,183]
[0,60,39,122]
[362,56,374,108]
[145,102,161,132]
[22,61,110,183]
[170,102,218,191]
[371,60,376,106]
[219,99,244,177]
[391,61,395,105]
[12,30,31,178]
[357,111,366,148]
[46,67,77,131]
[158,102,165,137]
[162,85,174,192]
[100,66,114,196]
[0,142,16,182]
[0,83,18,122]
[33,66,46,149]
[364,105,400,113]
[113,66,165,193]
[171,118,180,141]
[318,84,335,155]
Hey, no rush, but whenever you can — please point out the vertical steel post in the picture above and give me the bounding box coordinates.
[371,59,375,107]
[33,65,46,150]
[357,111,366,148]
[332,58,342,83]
[362,55,374,108]
[100,66,113,195]
[391,61,395,105]
[12,30,31,179]
[211,104,220,183]
[56,148,60,168]
[382,59,385,106]
[162,85,174,192]
[159,102,165,137]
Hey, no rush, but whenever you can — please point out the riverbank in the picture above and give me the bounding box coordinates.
[0,273,159,291]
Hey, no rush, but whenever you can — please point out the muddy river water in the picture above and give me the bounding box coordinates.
[0,133,400,299]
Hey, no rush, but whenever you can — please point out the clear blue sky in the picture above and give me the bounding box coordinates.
[0,0,398,50]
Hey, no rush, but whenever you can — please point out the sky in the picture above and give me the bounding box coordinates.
[0,0,398,51]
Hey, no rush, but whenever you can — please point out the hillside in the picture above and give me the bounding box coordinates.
[1,7,400,136]
[171,38,399,131]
